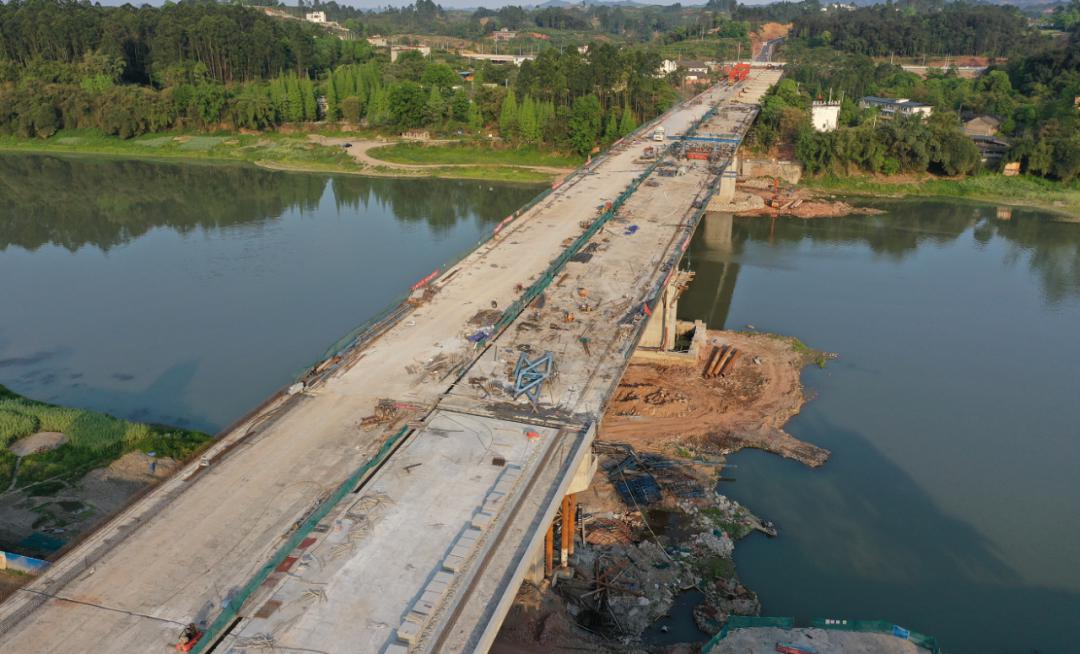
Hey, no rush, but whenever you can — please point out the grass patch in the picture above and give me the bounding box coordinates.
[761,333,829,369]
[0,129,357,172]
[700,507,754,539]
[696,554,736,581]
[0,129,565,182]
[367,142,583,168]
[0,384,211,490]
[803,174,1080,217]
[25,480,65,497]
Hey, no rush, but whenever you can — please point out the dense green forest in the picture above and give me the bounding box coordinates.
[0,0,710,154]
[791,2,1043,57]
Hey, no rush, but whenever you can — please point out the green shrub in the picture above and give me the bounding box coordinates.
[0,409,40,446]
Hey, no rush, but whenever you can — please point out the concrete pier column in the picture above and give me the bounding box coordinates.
[567,494,577,558]
[559,495,571,568]
[639,270,696,351]
[702,211,734,254]
[715,156,739,205]
[544,524,554,578]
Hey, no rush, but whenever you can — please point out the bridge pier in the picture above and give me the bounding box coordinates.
[639,270,695,351]
[715,155,739,205]
[527,447,596,584]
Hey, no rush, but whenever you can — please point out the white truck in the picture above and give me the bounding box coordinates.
[652,126,665,141]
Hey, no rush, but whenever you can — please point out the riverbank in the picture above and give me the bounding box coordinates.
[0,130,565,184]
[495,331,832,651]
[803,173,1080,218]
[0,385,210,558]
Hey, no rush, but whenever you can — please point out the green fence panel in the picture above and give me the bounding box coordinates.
[190,425,412,653]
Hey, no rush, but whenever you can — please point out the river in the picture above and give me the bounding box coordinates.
[680,203,1080,654]
[0,153,540,431]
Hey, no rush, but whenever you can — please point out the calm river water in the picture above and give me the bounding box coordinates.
[680,204,1080,654]
[0,153,539,431]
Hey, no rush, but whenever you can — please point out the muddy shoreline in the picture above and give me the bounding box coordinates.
[732,183,884,220]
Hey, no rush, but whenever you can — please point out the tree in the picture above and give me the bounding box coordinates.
[366,86,390,125]
[499,88,518,138]
[569,94,602,156]
[450,89,469,123]
[300,76,317,121]
[387,81,426,128]
[340,96,362,123]
[425,86,446,125]
[192,84,226,125]
[619,105,637,136]
[467,101,483,131]
[518,95,540,143]
[325,74,341,121]
[603,111,619,143]
[285,75,304,122]
[421,63,458,90]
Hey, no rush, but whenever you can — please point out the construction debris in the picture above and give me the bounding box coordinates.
[360,398,400,428]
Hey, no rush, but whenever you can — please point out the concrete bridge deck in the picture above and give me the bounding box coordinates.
[0,70,781,654]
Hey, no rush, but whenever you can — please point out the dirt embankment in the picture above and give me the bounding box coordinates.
[749,22,791,59]
[735,183,884,220]
[601,331,831,467]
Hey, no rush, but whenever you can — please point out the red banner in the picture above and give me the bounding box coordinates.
[410,268,440,291]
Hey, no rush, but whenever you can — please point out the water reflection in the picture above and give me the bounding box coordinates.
[682,204,1080,325]
[0,153,534,252]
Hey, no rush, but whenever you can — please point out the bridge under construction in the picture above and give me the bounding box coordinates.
[0,70,782,654]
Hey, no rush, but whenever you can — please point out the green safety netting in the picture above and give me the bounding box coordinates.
[190,425,412,654]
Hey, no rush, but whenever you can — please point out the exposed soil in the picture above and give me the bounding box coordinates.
[0,451,178,558]
[492,582,617,654]
[749,23,791,59]
[736,184,884,220]
[0,570,27,603]
[8,432,67,457]
[601,331,831,467]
